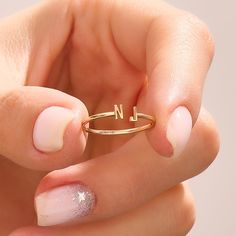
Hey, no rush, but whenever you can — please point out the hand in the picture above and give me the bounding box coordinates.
[0,0,219,235]
[11,109,218,236]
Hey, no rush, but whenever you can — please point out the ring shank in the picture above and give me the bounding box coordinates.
[82,111,155,135]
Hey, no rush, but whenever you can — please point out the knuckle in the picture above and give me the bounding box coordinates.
[0,88,25,113]
[176,12,215,59]
[0,88,27,146]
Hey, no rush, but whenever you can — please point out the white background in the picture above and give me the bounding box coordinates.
[0,0,235,235]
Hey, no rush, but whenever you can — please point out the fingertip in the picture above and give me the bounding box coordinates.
[33,104,88,171]
[146,106,193,159]
[0,86,89,171]
[196,108,220,164]
[33,106,75,153]
[29,89,89,170]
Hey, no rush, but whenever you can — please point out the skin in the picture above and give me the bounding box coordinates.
[0,0,219,235]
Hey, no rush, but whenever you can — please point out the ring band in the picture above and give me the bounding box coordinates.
[82,105,155,136]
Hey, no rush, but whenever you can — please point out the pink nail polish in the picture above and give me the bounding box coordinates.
[33,106,74,153]
[167,107,192,158]
[36,183,96,226]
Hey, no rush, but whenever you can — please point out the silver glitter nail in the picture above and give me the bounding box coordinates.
[36,183,96,226]
[70,184,96,218]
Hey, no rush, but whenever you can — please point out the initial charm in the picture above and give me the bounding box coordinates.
[114,104,124,120]
[114,104,138,122]
[82,104,155,135]
[129,106,138,122]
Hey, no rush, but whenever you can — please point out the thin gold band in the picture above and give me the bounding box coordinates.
[82,111,155,135]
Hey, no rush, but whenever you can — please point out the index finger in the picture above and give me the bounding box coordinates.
[110,0,215,157]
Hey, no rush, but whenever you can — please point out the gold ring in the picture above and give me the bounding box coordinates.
[82,104,156,135]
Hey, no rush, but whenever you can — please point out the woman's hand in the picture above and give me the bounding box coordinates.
[11,109,218,236]
[0,0,219,235]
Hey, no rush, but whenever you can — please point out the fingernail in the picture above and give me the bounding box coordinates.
[33,106,74,153]
[36,183,96,226]
[167,107,192,158]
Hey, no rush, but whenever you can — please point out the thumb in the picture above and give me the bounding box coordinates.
[0,86,88,171]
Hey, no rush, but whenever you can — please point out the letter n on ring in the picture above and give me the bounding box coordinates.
[114,104,124,120]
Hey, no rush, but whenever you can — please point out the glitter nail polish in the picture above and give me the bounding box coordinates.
[36,183,96,226]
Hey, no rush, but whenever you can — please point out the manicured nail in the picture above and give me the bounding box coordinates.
[167,107,192,158]
[33,106,74,153]
[36,183,96,226]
